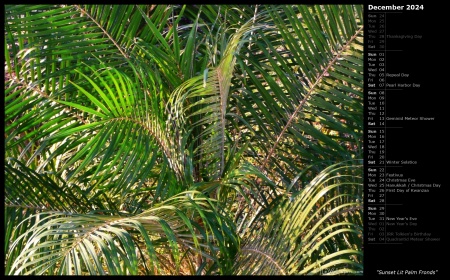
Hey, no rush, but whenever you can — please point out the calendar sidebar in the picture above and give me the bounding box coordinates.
[364,2,443,277]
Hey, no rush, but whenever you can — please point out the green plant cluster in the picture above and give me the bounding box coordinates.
[5,5,364,275]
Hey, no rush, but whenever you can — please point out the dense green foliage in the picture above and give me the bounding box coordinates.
[4,5,364,275]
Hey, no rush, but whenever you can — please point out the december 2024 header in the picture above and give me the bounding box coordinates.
[368,4,424,10]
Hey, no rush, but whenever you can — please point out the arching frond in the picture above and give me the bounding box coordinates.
[167,19,262,182]
[233,5,363,186]
[234,160,363,275]
[9,191,238,275]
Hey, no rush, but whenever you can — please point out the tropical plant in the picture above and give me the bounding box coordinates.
[5,4,364,275]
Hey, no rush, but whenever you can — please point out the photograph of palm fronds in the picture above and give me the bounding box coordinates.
[5,5,363,275]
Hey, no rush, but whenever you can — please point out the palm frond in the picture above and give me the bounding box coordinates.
[4,159,100,275]
[233,160,363,275]
[8,191,238,275]
[167,19,262,182]
[4,5,136,92]
[233,5,363,186]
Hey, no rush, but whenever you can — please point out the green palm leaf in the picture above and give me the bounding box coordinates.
[233,160,363,275]
[8,191,237,275]
[232,5,363,185]
[167,19,261,182]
